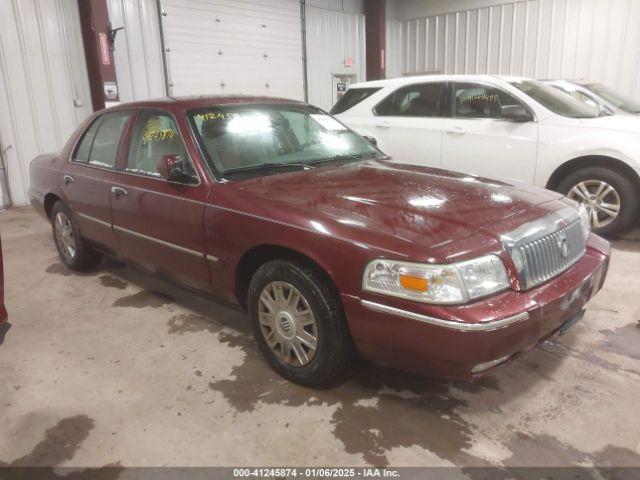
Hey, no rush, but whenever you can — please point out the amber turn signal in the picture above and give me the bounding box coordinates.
[399,274,429,292]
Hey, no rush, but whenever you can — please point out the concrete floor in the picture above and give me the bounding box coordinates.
[1,207,639,469]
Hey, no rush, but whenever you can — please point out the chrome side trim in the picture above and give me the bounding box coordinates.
[113,225,203,258]
[206,254,220,263]
[360,299,529,332]
[77,213,111,228]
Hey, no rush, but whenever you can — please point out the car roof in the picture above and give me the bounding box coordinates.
[103,95,305,112]
[542,79,590,86]
[348,74,529,89]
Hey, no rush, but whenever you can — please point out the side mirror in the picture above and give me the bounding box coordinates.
[501,104,533,122]
[157,154,196,184]
[363,135,378,146]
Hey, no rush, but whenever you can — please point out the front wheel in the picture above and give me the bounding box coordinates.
[556,167,639,237]
[51,201,102,271]
[247,259,353,387]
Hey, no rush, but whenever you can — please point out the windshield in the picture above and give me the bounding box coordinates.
[509,79,599,118]
[187,104,384,178]
[585,84,640,114]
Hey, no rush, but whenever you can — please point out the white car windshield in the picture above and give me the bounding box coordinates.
[509,80,599,118]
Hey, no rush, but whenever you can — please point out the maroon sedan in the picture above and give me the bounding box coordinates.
[29,96,609,386]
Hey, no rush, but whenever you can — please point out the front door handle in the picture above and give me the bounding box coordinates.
[444,126,465,135]
[111,186,128,197]
[375,121,391,129]
[63,175,74,185]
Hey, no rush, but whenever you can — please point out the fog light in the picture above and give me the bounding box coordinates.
[471,354,513,375]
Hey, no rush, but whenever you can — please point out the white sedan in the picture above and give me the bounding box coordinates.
[543,79,640,116]
[332,74,640,237]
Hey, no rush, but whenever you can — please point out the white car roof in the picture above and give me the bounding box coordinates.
[349,74,530,89]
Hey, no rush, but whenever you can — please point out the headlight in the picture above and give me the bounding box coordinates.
[577,204,591,239]
[363,255,510,304]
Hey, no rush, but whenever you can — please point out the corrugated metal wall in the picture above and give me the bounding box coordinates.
[385,20,403,78]
[306,5,366,110]
[0,0,92,207]
[107,0,166,102]
[394,0,640,101]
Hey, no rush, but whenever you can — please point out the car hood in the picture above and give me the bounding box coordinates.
[225,160,564,256]
[579,114,640,134]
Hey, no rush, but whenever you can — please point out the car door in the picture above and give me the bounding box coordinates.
[110,108,212,293]
[63,110,132,255]
[365,82,447,166]
[441,82,539,184]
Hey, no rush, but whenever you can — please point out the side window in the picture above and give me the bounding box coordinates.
[87,111,131,168]
[330,87,381,114]
[127,110,195,178]
[453,83,522,119]
[74,119,102,163]
[375,82,446,117]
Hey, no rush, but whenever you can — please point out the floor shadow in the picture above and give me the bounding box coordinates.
[0,415,123,479]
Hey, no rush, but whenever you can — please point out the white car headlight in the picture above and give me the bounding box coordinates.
[577,204,591,239]
[363,255,510,304]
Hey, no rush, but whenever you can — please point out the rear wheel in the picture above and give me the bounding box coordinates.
[247,259,353,387]
[51,201,102,271]
[556,167,639,237]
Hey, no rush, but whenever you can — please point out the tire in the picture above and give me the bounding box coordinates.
[247,259,353,387]
[556,166,639,238]
[51,201,102,271]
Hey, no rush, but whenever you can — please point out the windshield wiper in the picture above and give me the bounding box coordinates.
[310,153,390,165]
[223,162,315,176]
[309,154,366,165]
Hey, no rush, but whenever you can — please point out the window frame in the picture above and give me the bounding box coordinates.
[70,110,134,171]
[121,107,201,186]
[450,81,536,122]
[372,81,450,118]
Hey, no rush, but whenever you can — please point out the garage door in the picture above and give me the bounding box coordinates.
[159,0,305,100]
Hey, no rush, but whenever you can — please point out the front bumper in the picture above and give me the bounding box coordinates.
[343,235,610,379]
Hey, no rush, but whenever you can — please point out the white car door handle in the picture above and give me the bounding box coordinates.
[445,126,465,135]
[375,122,391,129]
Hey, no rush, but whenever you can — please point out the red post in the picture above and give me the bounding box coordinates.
[78,0,119,111]
[365,0,386,80]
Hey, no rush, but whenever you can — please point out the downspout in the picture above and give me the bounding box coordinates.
[299,0,309,102]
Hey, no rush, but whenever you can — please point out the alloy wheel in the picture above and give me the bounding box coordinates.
[258,281,318,367]
[567,179,621,229]
[54,211,76,261]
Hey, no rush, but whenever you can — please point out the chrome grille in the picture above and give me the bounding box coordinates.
[502,207,586,290]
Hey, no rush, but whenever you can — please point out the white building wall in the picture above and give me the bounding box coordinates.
[107,0,166,102]
[387,0,640,102]
[305,3,366,110]
[0,0,92,207]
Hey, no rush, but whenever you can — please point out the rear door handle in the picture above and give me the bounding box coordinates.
[63,175,74,185]
[375,121,391,129]
[444,126,465,135]
[111,186,128,197]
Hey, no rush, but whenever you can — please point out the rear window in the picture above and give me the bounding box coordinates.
[330,87,381,114]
